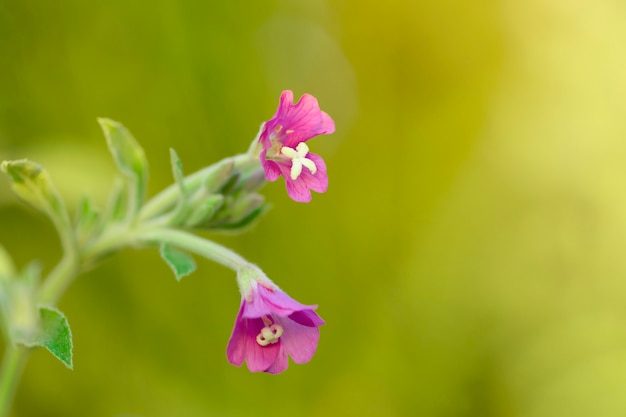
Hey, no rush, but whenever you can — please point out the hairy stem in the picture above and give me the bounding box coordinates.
[137,228,248,270]
[0,346,28,417]
[36,252,80,306]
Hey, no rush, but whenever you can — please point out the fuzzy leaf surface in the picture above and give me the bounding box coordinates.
[160,243,196,281]
[16,307,73,369]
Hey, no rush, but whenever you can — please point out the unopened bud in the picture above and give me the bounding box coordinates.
[184,194,225,228]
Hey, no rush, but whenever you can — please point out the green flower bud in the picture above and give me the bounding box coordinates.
[1,160,73,243]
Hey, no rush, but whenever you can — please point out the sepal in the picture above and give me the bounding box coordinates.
[183,194,224,228]
[206,194,269,233]
[203,159,236,194]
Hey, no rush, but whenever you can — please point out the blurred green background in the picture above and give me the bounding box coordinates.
[2,0,626,416]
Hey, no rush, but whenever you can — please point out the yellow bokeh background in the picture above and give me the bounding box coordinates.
[2,0,626,416]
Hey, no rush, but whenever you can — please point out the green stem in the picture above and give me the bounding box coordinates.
[0,346,28,417]
[36,252,79,306]
[137,228,248,270]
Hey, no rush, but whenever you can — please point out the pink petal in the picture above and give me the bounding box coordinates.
[289,310,325,327]
[260,151,281,181]
[243,287,318,318]
[226,304,247,366]
[319,110,336,135]
[280,94,332,148]
[276,163,312,202]
[227,302,280,372]
[276,153,327,202]
[275,315,321,364]
[264,345,289,374]
[284,178,313,203]
[258,122,272,150]
[299,153,328,194]
[259,90,335,153]
[277,90,295,115]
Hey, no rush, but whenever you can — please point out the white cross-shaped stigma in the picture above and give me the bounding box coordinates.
[281,142,317,180]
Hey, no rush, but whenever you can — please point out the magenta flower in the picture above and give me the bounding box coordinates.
[227,268,324,374]
[259,90,335,203]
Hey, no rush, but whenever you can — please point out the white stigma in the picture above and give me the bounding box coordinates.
[256,323,284,347]
[280,142,317,180]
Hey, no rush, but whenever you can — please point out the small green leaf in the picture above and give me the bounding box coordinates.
[98,118,149,213]
[17,307,73,369]
[167,148,194,224]
[159,243,196,281]
[170,148,187,199]
[1,159,72,234]
[39,307,73,369]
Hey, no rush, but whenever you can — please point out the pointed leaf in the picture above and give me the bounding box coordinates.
[98,118,148,213]
[167,148,195,225]
[159,243,196,281]
[39,307,73,369]
[170,148,188,199]
[17,307,73,369]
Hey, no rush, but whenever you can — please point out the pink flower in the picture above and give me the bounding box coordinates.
[226,268,324,374]
[259,90,335,203]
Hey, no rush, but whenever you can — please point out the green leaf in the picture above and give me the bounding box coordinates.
[167,148,194,224]
[17,307,73,369]
[39,307,73,369]
[98,118,149,214]
[170,148,187,199]
[1,159,72,235]
[159,243,196,281]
